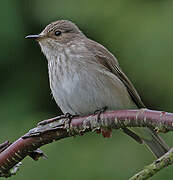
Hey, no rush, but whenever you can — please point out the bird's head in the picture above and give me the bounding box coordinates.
[25,20,85,56]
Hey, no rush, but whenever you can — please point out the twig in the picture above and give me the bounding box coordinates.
[129,148,173,180]
[0,109,173,178]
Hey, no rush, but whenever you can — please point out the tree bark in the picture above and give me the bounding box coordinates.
[0,109,173,179]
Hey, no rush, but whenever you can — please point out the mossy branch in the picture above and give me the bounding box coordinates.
[0,109,173,179]
[129,147,173,180]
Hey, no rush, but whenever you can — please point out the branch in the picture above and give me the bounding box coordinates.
[0,109,173,179]
[129,147,173,180]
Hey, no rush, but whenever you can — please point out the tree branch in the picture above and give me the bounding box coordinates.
[129,147,173,180]
[0,109,173,179]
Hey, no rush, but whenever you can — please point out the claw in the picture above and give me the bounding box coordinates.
[94,106,107,122]
[94,106,107,115]
[64,113,79,129]
[93,107,112,138]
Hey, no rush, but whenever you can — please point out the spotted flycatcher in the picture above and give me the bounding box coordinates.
[26,20,169,158]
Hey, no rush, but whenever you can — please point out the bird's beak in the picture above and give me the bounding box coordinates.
[25,34,43,41]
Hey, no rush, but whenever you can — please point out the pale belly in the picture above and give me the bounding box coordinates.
[49,64,136,115]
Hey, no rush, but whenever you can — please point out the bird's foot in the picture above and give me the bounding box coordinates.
[64,113,79,128]
[94,106,112,138]
[94,106,107,122]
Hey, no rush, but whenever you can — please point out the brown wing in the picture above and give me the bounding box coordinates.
[85,39,145,108]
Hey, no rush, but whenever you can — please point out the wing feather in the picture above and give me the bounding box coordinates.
[85,39,145,108]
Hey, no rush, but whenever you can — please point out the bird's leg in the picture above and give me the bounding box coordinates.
[94,106,112,138]
[94,106,107,122]
[63,113,79,128]
[62,113,80,137]
[38,113,78,126]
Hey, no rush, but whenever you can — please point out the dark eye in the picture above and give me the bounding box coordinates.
[54,30,62,36]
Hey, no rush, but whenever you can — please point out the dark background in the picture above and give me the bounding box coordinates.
[1,0,173,179]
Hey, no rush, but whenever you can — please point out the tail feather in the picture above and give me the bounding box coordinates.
[142,128,170,158]
[126,127,170,158]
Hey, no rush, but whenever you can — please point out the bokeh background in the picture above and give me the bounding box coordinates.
[1,0,173,179]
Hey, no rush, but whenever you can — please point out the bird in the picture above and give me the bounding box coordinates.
[25,20,169,158]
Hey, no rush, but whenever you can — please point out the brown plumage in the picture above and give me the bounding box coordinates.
[26,20,169,158]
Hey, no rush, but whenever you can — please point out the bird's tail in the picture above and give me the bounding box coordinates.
[128,127,170,158]
[142,128,169,158]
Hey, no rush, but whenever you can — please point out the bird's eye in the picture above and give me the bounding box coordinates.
[54,30,62,36]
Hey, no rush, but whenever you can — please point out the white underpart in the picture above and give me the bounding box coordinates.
[39,39,136,115]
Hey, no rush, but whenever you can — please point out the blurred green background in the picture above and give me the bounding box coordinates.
[1,0,173,179]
